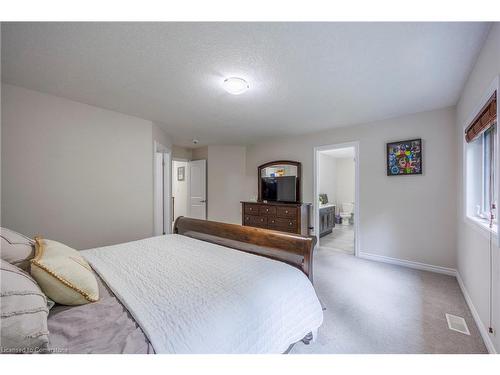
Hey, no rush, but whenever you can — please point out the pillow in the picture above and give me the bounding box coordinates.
[30,237,99,306]
[0,259,50,353]
[1,227,35,272]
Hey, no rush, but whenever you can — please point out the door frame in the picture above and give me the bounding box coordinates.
[153,141,172,235]
[313,141,360,256]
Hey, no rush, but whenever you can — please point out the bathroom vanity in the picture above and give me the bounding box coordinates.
[319,204,336,237]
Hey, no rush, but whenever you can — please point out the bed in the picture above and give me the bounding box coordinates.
[46,217,323,354]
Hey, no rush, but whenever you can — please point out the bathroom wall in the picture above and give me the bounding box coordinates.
[319,153,337,204]
[336,157,355,207]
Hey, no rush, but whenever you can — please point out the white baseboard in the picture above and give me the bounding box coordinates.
[456,272,497,354]
[358,252,457,276]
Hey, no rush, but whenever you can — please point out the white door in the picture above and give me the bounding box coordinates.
[189,159,207,220]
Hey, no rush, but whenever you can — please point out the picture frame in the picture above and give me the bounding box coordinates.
[177,166,185,181]
[386,138,422,176]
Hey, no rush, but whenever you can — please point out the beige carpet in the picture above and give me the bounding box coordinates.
[291,249,487,354]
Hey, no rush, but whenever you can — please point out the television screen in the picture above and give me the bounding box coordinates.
[261,176,296,202]
[261,177,277,201]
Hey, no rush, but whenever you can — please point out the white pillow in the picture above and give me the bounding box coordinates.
[1,259,50,353]
[30,237,99,306]
[0,227,35,272]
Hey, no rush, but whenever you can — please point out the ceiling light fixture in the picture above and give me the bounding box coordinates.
[223,77,249,95]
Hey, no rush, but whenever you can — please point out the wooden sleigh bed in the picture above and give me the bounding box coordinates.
[174,216,317,282]
[3,218,322,354]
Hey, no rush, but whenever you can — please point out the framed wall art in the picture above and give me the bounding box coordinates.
[386,138,422,176]
[177,166,185,181]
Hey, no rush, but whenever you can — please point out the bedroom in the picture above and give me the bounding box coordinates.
[1,1,500,373]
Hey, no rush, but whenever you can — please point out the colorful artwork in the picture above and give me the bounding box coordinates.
[386,139,422,176]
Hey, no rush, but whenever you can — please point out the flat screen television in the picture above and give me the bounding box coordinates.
[261,176,297,202]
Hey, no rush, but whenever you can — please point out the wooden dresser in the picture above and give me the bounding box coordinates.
[241,201,311,236]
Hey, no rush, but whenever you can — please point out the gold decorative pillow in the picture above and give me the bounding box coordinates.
[30,237,99,305]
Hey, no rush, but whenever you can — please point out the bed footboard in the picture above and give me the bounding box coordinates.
[173,217,317,282]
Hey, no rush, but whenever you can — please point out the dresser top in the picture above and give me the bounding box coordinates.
[241,201,311,207]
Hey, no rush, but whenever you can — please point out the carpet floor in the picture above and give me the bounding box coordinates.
[291,249,487,354]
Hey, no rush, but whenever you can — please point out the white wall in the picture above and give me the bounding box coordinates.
[192,146,208,161]
[207,145,246,224]
[152,122,173,151]
[246,107,457,269]
[172,145,193,160]
[1,84,173,249]
[336,157,355,206]
[455,23,500,353]
[319,153,337,204]
[172,160,189,220]
[0,24,2,226]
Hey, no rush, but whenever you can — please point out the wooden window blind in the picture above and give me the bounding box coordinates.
[465,92,497,143]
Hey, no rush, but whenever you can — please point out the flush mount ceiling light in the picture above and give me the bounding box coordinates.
[223,77,249,95]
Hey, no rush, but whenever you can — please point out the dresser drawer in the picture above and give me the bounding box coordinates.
[276,206,298,218]
[244,204,260,215]
[268,217,297,232]
[242,201,310,236]
[243,214,267,227]
[259,206,277,216]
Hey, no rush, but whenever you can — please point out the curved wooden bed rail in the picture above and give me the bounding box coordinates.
[173,216,317,282]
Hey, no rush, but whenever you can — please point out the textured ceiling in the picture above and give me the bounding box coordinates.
[1,22,491,147]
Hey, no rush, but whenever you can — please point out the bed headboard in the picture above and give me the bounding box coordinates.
[173,217,316,282]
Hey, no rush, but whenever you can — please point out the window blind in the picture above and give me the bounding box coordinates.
[465,92,497,143]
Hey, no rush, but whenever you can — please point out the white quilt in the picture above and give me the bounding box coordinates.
[81,234,323,354]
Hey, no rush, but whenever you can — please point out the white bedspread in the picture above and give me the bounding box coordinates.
[81,234,323,354]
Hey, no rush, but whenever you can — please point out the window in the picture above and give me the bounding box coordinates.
[465,92,498,232]
[482,126,497,220]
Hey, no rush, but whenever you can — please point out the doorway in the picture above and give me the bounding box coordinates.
[171,158,207,223]
[314,142,359,256]
[172,159,189,223]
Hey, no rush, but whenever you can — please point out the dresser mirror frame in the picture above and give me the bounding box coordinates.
[257,160,302,203]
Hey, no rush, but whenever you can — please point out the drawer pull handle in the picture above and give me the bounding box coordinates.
[289,222,293,226]
[285,210,288,214]
[261,219,264,222]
